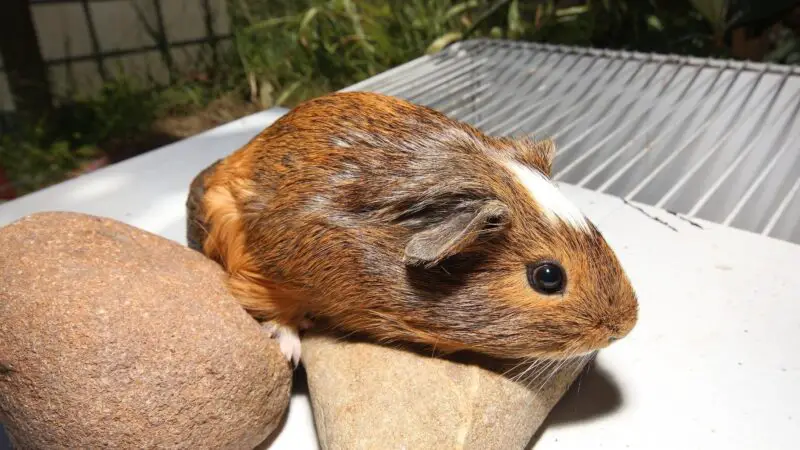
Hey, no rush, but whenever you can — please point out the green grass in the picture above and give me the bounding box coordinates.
[226,0,723,107]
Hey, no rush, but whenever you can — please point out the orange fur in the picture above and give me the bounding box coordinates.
[201,154,307,327]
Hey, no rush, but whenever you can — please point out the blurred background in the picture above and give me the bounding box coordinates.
[1,0,798,200]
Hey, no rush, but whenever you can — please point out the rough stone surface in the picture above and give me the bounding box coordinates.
[302,332,585,450]
[0,212,292,449]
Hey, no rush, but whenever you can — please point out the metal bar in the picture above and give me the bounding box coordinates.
[491,52,615,137]
[687,76,797,217]
[654,64,773,209]
[343,42,488,94]
[580,59,717,189]
[722,99,800,226]
[441,46,548,120]
[596,60,717,193]
[468,39,800,76]
[621,62,748,201]
[525,57,629,141]
[467,51,578,132]
[573,60,691,187]
[409,46,517,111]
[369,41,493,95]
[762,177,800,236]
[79,0,108,81]
[201,0,220,67]
[548,54,662,157]
[0,36,232,72]
[407,45,510,110]
[381,56,490,100]
[489,51,654,150]
[483,50,642,137]
[404,69,493,107]
[553,56,670,180]
[341,55,437,92]
[152,0,175,81]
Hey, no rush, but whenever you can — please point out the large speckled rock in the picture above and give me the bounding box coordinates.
[302,331,586,450]
[0,212,291,449]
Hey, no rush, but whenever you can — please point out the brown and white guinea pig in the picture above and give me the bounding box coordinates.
[198,91,638,366]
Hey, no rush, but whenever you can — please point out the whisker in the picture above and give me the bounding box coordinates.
[512,357,547,383]
[573,351,599,396]
[525,357,559,389]
[535,348,580,392]
[503,356,535,380]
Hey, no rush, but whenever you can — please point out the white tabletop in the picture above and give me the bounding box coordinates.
[1,108,798,449]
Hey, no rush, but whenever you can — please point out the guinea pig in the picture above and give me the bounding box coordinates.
[197,91,638,367]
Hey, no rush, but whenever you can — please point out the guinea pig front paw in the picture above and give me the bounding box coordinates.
[260,321,302,367]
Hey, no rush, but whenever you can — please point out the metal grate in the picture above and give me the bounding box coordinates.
[342,39,800,245]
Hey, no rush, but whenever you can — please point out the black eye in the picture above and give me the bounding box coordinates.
[527,261,566,295]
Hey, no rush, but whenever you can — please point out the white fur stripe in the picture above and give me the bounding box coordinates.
[504,160,591,232]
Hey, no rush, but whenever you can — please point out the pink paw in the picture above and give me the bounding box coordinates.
[261,321,302,367]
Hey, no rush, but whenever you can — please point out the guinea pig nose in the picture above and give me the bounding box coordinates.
[608,336,619,344]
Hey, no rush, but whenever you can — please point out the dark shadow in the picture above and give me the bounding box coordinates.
[98,131,182,164]
[253,364,310,450]
[0,424,11,450]
[525,359,624,449]
[297,322,589,383]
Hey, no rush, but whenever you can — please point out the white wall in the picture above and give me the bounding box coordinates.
[0,0,231,111]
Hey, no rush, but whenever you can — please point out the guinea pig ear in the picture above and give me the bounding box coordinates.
[404,199,509,268]
[513,137,556,177]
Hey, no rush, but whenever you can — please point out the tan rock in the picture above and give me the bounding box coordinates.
[302,331,586,450]
[0,212,292,449]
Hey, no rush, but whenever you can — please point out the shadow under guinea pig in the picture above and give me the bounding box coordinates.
[254,366,311,450]
[526,359,624,449]
[0,424,11,450]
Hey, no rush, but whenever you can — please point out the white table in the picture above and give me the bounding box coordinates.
[1,108,798,449]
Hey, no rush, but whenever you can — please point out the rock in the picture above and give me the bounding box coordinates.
[302,331,585,450]
[0,212,292,449]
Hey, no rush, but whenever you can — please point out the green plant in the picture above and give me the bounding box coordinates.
[59,77,161,145]
[0,76,165,195]
[228,0,495,107]
[0,124,101,195]
[226,0,730,109]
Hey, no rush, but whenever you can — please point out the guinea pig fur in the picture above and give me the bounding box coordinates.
[199,91,638,366]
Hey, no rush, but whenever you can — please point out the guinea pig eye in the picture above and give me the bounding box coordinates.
[527,261,566,295]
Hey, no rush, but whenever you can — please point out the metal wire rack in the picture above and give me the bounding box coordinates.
[343,39,800,245]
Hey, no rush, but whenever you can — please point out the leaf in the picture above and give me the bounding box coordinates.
[275,81,303,106]
[646,15,663,31]
[425,31,463,54]
[299,7,319,33]
[688,0,726,31]
[508,0,523,38]
[342,0,375,54]
[764,37,800,63]
[445,1,479,21]
[245,15,297,33]
[555,5,590,17]
[258,78,275,109]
